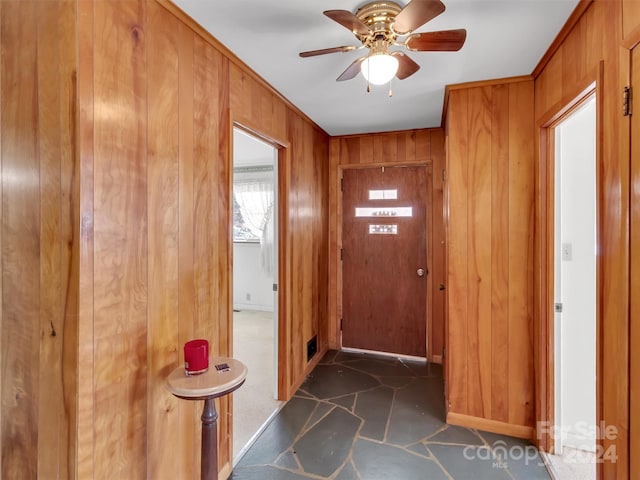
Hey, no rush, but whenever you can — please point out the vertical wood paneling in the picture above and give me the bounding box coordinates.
[3,0,325,476]
[286,111,306,386]
[1,1,78,477]
[37,2,63,476]
[430,129,446,360]
[328,140,341,350]
[445,79,535,435]
[416,130,430,163]
[176,22,199,478]
[0,4,6,468]
[1,2,41,477]
[147,2,180,478]
[490,84,510,424]
[314,127,330,351]
[76,0,95,475]
[58,2,79,475]
[358,136,373,164]
[508,81,534,428]
[230,62,329,399]
[447,91,469,415]
[466,87,493,419]
[623,0,640,40]
[92,0,148,477]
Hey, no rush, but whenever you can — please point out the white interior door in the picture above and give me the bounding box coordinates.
[554,96,596,454]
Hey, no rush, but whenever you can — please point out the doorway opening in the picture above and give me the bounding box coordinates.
[545,94,597,480]
[231,127,283,463]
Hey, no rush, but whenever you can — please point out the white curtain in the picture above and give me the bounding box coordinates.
[234,169,275,275]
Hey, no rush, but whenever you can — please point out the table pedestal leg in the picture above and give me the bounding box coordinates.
[201,398,218,480]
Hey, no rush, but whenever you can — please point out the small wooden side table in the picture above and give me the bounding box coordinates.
[166,356,247,480]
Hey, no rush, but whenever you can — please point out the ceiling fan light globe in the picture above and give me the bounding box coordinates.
[360,54,399,85]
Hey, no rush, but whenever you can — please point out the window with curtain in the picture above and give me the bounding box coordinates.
[233,165,275,275]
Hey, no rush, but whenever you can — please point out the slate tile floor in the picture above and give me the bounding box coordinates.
[231,350,551,480]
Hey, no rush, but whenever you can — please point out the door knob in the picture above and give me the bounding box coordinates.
[417,268,425,277]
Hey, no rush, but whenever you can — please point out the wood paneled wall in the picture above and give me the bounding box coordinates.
[0,1,79,478]
[228,65,329,398]
[533,1,635,476]
[328,129,446,362]
[2,0,329,477]
[444,79,535,438]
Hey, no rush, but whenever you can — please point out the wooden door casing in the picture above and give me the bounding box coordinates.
[341,166,428,357]
[630,43,640,480]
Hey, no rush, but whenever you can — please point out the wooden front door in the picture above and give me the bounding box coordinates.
[341,166,428,357]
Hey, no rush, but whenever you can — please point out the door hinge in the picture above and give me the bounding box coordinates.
[340,248,344,260]
[623,86,632,116]
[340,318,343,330]
[555,302,563,313]
[340,178,344,192]
[273,283,278,292]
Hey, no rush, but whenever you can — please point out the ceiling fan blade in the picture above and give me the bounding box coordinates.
[393,0,446,35]
[299,46,357,58]
[337,57,366,81]
[323,10,371,36]
[391,52,420,80]
[406,29,467,51]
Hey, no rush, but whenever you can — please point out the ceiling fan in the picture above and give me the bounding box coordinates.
[299,0,466,88]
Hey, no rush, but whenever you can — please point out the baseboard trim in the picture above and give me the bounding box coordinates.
[219,462,232,480]
[447,412,534,440]
[341,346,427,363]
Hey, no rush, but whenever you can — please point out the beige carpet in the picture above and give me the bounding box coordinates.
[232,310,283,463]
[543,448,596,480]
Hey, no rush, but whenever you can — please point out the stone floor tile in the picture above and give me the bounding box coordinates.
[293,390,314,399]
[386,377,446,445]
[403,360,443,378]
[328,394,356,411]
[301,364,379,399]
[334,460,358,480]
[232,350,553,480]
[354,386,394,441]
[237,396,317,467]
[305,402,334,429]
[230,465,314,480]
[428,444,513,480]
[352,438,449,479]
[406,442,432,457]
[275,450,300,471]
[377,375,414,388]
[293,407,361,477]
[342,358,415,377]
[427,425,486,446]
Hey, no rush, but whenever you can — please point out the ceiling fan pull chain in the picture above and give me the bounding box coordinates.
[389,78,393,97]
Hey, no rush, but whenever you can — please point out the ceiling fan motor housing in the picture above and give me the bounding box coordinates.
[355,1,404,47]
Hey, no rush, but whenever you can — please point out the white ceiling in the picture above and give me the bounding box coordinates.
[173,0,578,136]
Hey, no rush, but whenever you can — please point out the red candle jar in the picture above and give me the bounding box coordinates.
[184,339,209,375]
